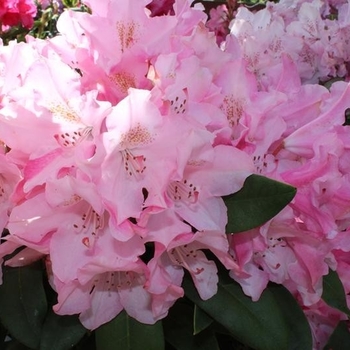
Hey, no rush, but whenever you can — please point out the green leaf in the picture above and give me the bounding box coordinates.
[0,263,47,349]
[343,108,350,126]
[0,321,8,347]
[74,333,96,350]
[238,0,269,8]
[40,310,86,350]
[163,300,219,350]
[95,311,164,350]
[3,339,33,350]
[268,284,312,350]
[224,174,296,233]
[322,269,350,316]
[193,305,213,335]
[184,274,290,350]
[324,321,350,350]
[62,0,80,7]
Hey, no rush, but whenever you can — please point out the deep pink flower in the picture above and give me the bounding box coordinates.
[147,0,175,16]
[0,0,37,29]
[206,4,229,45]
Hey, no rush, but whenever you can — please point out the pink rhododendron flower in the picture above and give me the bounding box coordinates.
[53,259,156,329]
[227,0,350,84]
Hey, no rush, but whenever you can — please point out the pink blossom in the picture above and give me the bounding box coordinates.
[53,259,157,329]
[304,299,347,350]
[148,229,239,301]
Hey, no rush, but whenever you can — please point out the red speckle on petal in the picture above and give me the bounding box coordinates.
[195,267,204,275]
[82,237,90,247]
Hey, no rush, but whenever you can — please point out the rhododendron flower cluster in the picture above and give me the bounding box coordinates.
[0,0,254,331]
[219,0,350,348]
[226,0,350,84]
[1,0,350,349]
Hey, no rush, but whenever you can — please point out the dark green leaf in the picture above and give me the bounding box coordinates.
[322,77,345,91]
[163,300,219,350]
[0,263,47,349]
[268,284,312,350]
[183,274,290,350]
[74,332,96,350]
[344,108,350,126]
[95,311,164,350]
[324,321,350,350]
[3,339,33,350]
[0,321,8,347]
[40,310,86,350]
[322,269,350,316]
[193,305,213,335]
[224,174,296,233]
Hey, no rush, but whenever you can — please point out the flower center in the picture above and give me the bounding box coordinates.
[55,126,93,148]
[49,103,93,148]
[90,270,137,295]
[108,72,136,94]
[222,95,245,127]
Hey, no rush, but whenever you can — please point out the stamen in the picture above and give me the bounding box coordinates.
[55,126,93,148]
[72,205,105,248]
[121,149,146,177]
[167,179,198,203]
[169,95,187,114]
[169,246,204,275]
[253,153,269,174]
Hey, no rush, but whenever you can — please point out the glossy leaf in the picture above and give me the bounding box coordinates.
[324,321,350,350]
[0,263,47,349]
[322,269,350,316]
[184,273,296,350]
[193,305,213,335]
[40,310,86,350]
[268,284,312,350]
[224,174,296,233]
[163,300,219,350]
[95,311,164,350]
